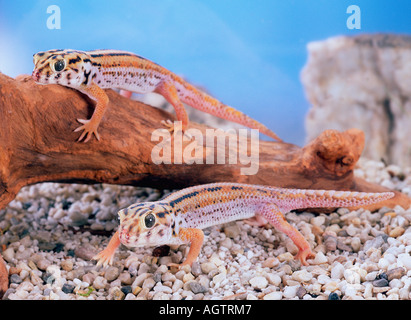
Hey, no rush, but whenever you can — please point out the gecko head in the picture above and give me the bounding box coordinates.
[117,202,175,247]
[32,49,91,87]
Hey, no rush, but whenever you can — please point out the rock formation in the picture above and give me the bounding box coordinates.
[301,34,411,167]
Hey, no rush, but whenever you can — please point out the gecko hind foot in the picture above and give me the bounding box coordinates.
[244,215,268,227]
[161,119,192,139]
[295,248,315,266]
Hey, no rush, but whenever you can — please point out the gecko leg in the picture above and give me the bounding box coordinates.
[154,82,190,136]
[168,228,204,268]
[93,230,121,267]
[74,81,109,142]
[258,204,314,266]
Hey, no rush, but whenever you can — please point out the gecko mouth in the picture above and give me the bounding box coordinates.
[119,228,130,244]
[32,70,40,82]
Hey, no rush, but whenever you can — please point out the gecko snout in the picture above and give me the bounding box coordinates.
[32,70,40,82]
[119,228,130,244]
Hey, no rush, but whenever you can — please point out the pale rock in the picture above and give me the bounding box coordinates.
[3,247,15,262]
[93,276,108,290]
[200,262,217,274]
[132,273,150,288]
[311,251,328,264]
[277,252,294,263]
[212,273,226,285]
[344,269,361,284]
[283,285,299,299]
[61,259,73,271]
[142,277,156,290]
[223,224,241,238]
[302,34,411,167]
[249,276,268,290]
[262,257,280,268]
[266,273,282,287]
[292,270,313,282]
[331,262,345,280]
[323,281,339,292]
[246,294,258,300]
[263,291,282,300]
[398,253,411,270]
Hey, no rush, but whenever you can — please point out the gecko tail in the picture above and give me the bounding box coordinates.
[296,189,395,209]
[178,81,282,141]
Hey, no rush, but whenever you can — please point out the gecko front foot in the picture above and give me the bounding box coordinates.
[166,261,191,270]
[74,119,101,142]
[93,249,114,267]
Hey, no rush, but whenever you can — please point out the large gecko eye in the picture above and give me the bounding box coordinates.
[54,59,65,72]
[144,213,156,229]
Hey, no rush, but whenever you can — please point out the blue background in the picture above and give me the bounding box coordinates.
[0,0,410,145]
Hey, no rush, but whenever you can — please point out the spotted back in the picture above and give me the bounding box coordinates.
[117,201,180,247]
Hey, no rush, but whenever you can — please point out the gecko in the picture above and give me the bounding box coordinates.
[92,182,394,267]
[31,49,282,143]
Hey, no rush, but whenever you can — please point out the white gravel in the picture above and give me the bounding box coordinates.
[0,159,410,300]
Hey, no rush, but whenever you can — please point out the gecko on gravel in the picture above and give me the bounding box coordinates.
[93,182,394,267]
[32,49,282,142]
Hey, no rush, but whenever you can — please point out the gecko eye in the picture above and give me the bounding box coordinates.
[144,213,156,229]
[54,59,65,72]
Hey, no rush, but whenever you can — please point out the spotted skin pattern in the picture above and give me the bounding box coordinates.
[93,183,394,267]
[32,49,282,142]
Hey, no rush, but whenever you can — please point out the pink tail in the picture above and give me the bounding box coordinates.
[276,189,394,212]
[179,81,282,141]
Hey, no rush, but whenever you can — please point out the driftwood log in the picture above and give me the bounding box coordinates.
[0,72,410,296]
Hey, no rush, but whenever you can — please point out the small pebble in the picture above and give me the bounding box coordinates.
[373,278,389,287]
[277,252,294,263]
[249,276,268,290]
[292,270,313,282]
[36,259,51,271]
[263,291,282,300]
[121,286,132,295]
[223,224,241,238]
[328,292,340,300]
[105,266,120,282]
[389,227,405,238]
[61,283,75,294]
[296,286,307,299]
[262,257,280,268]
[386,267,406,281]
[111,287,125,300]
[189,281,208,294]
[2,248,15,263]
[200,262,217,274]
[283,285,298,299]
[61,259,73,271]
[93,276,108,290]
[74,246,95,261]
[10,274,22,284]
[331,263,345,280]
